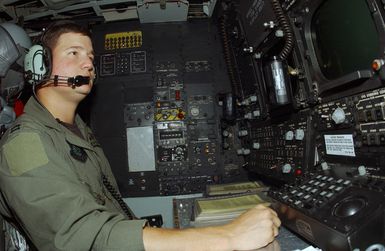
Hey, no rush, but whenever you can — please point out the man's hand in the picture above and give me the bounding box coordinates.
[224,204,281,251]
[143,204,281,251]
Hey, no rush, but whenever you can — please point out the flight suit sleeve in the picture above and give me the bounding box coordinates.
[0,129,147,251]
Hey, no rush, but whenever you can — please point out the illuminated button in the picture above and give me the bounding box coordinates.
[244,112,253,119]
[295,129,305,140]
[311,188,318,194]
[253,110,261,117]
[294,200,303,207]
[175,90,181,101]
[249,95,257,102]
[343,180,351,186]
[372,59,384,71]
[335,186,343,192]
[236,148,250,155]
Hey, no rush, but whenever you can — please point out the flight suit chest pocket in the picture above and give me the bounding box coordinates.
[65,141,107,205]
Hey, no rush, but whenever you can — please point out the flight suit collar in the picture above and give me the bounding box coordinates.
[24,97,97,151]
[24,96,61,130]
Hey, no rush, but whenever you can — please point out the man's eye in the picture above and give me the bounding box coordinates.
[70,51,77,55]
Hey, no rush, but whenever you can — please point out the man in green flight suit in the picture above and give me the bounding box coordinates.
[0,22,280,251]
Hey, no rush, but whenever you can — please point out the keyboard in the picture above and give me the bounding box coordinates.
[268,174,385,251]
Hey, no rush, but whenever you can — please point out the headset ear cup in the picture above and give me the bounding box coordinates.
[24,44,47,85]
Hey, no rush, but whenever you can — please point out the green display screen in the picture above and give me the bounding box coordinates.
[312,0,379,80]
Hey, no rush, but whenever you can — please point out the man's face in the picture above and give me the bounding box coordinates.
[50,32,95,99]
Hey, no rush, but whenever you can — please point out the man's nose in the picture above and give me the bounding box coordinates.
[82,57,94,70]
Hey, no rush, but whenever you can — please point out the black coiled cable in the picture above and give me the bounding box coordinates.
[219,15,241,97]
[102,174,134,220]
[272,0,295,60]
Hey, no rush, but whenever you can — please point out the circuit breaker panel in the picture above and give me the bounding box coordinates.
[91,20,247,197]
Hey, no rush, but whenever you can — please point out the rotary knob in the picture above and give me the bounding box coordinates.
[285,131,294,141]
[321,162,329,170]
[358,165,366,176]
[331,107,346,124]
[190,107,200,117]
[282,164,292,173]
[222,130,230,137]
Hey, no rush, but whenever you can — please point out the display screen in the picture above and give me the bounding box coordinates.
[312,0,379,80]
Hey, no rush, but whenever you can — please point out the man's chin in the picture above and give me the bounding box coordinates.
[73,88,92,101]
[76,85,93,93]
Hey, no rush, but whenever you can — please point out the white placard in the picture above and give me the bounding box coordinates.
[126,126,156,172]
[324,134,355,157]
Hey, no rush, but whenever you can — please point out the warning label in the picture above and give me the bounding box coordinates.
[324,134,356,157]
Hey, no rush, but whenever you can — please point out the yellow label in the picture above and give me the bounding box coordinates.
[104,31,143,50]
[155,109,185,121]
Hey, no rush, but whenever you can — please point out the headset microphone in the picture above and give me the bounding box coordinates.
[68,75,91,87]
[50,75,90,88]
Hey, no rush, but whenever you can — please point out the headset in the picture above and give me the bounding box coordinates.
[24,21,94,88]
[24,44,50,85]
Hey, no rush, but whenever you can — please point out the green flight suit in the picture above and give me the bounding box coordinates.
[0,97,147,251]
